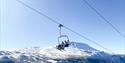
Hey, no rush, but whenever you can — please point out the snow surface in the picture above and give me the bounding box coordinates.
[39,47,90,59]
[70,42,98,51]
[0,42,125,63]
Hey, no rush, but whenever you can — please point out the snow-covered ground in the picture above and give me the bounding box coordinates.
[0,42,125,63]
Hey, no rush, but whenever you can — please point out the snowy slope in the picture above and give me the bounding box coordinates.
[70,42,98,51]
[0,42,125,63]
[39,47,91,59]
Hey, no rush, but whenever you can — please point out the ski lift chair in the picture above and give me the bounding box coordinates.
[56,35,71,50]
[56,24,71,50]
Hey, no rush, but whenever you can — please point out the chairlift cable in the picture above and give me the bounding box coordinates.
[82,0,125,38]
[16,0,115,54]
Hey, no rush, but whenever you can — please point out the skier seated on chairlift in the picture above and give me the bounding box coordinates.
[57,41,65,50]
[64,40,70,47]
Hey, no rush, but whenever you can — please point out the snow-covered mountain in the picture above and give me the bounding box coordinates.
[0,42,125,63]
[70,42,98,51]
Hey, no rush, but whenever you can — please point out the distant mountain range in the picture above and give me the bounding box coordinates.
[0,42,125,63]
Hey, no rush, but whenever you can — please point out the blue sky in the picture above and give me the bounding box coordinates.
[1,0,125,54]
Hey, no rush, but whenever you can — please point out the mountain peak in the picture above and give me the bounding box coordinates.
[70,42,98,51]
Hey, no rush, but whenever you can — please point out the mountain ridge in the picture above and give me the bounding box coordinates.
[0,42,125,63]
